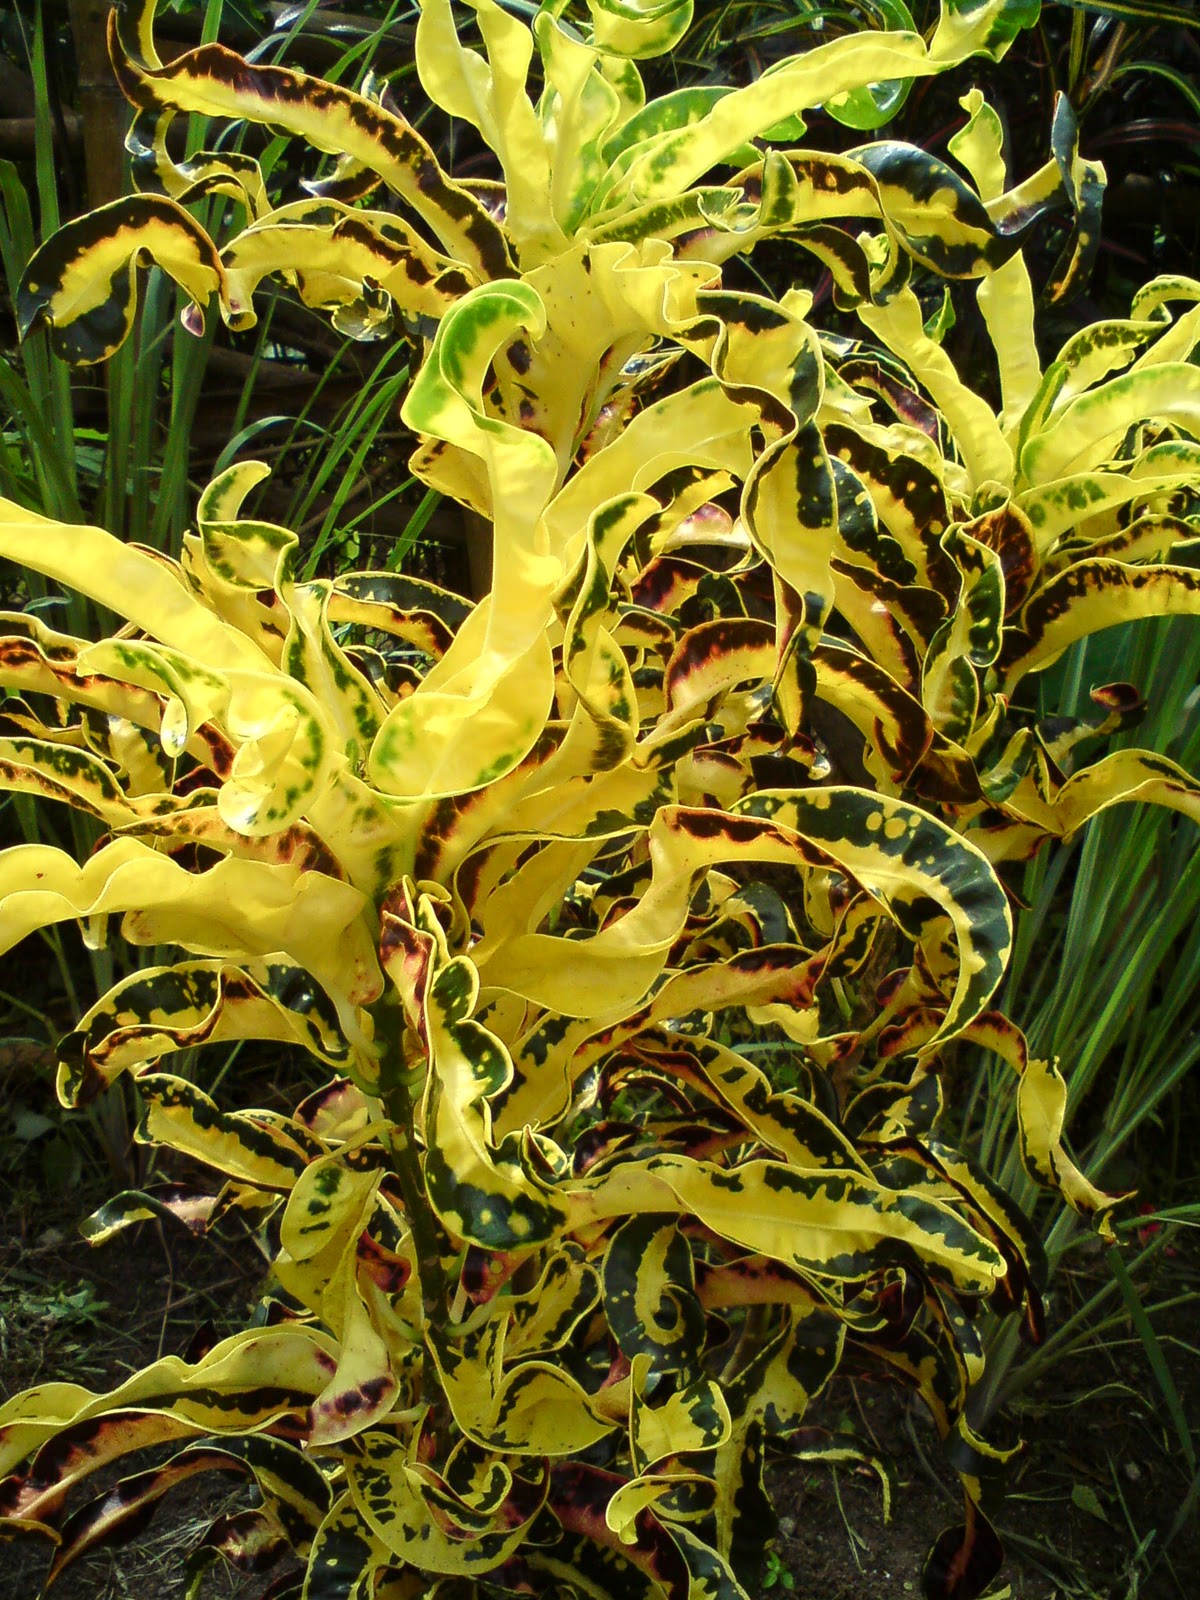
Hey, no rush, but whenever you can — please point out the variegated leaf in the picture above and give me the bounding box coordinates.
[110,0,510,278]
[17,195,238,363]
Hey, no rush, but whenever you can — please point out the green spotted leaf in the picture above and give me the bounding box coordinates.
[571,1150,1005,1296]
[594,2,1034,218]
[425,1321,614,1456]
[220,200,474,336]
[347,1431,546,1574]
[603,1216,704,1376]
[17,195,235,364]
[733,791,1011,1044]
[1020,365,1200,486]
[629,1358,731,1472]
[423,954,570,1249]
[57,957,359,1103]
[585,0,694,59]
[377,283,559,801]
[111,0,510,279]
[79,1185,217,1244]
[997,559,1200,688]
[0,1324,337,1480]
[416,0,562,264]
[137,1074,317,1190]
[304,1490,386,1600]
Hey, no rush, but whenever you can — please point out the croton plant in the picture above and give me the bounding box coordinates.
[3,1,1200,1597]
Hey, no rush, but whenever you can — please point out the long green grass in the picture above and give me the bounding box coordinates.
[962,614,1200,1488]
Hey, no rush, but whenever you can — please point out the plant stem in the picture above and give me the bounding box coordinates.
[372,993,449,1410]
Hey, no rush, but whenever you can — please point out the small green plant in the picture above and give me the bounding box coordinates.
[1,4,1199,1600]
[0,1270,110,1394]
[761,1546,795,1591]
